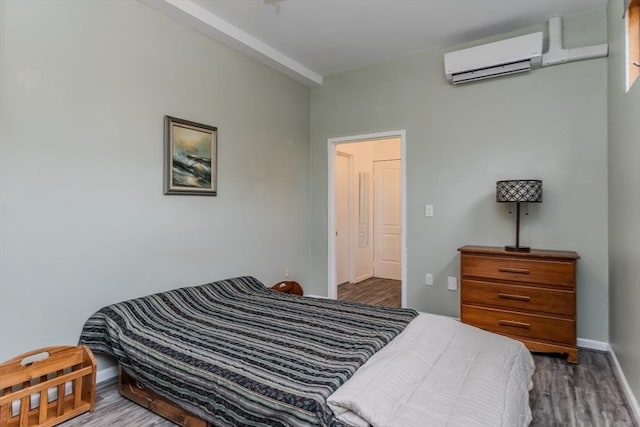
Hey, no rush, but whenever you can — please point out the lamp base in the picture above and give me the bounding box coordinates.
[504,245,531,252]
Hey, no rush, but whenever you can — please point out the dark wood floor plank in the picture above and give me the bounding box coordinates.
[338,277,401,307]
[530,351,636,427]
[63,379,174,426]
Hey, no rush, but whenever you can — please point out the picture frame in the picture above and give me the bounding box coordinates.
[164,115,217,196]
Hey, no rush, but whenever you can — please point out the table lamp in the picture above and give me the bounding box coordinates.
[496,180,542,252]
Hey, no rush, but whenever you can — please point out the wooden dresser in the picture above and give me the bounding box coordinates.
[458,245,580,363]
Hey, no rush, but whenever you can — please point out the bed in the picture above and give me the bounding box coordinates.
[79,276,534,427]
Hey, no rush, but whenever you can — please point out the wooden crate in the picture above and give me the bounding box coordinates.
[0,346,96,427]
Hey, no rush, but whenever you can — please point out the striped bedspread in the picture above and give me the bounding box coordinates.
[79,276,417,426]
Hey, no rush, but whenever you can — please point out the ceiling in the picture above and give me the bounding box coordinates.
[143,0,607,86]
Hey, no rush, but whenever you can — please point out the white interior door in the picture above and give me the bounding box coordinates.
[335,152,351,285]
[374,160,401,280]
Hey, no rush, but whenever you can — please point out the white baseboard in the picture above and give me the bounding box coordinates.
[96,365,118,384]
[577,337,609,351]
[609,346,640,425]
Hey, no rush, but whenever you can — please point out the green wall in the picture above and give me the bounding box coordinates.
[608,0,640,406]
[0,0,310,362]
[310,11,609,342]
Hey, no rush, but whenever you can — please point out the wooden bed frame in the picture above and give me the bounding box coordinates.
[119,368,212,427]
[0,346,96,427]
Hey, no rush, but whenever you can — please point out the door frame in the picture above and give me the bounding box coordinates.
[327,130,407,308]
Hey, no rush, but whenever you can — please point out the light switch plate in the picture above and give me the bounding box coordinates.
[448,276,458,291]
[425,204,434,217]
[425,274,433,286]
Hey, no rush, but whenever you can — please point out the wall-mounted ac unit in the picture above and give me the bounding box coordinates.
[444,32,543,84]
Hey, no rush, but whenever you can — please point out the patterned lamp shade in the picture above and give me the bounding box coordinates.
[496,180,542,203]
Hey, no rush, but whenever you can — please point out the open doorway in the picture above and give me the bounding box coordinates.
[327,130,406,308]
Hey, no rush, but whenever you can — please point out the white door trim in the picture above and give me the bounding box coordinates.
[327,130,407,308]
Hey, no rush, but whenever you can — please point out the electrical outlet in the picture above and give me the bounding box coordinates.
[425,274,433,286]
[448,276,458,291]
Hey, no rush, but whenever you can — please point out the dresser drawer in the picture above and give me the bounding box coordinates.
[461,255,575,286]
[461,305,575,345]
[461,279,575,316]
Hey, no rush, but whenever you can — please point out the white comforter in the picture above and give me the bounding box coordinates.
[327,313,534,427]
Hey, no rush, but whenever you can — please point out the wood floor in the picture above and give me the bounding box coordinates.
[530,350,636,426]
[63,349,636,426]
[338,277,401,307]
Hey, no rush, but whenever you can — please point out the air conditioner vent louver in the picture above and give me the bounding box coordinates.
[451,60,532,84]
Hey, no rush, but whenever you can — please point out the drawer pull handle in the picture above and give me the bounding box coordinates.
[499,320,531,329]
[498,293,531,302]
[498,267,530,274]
